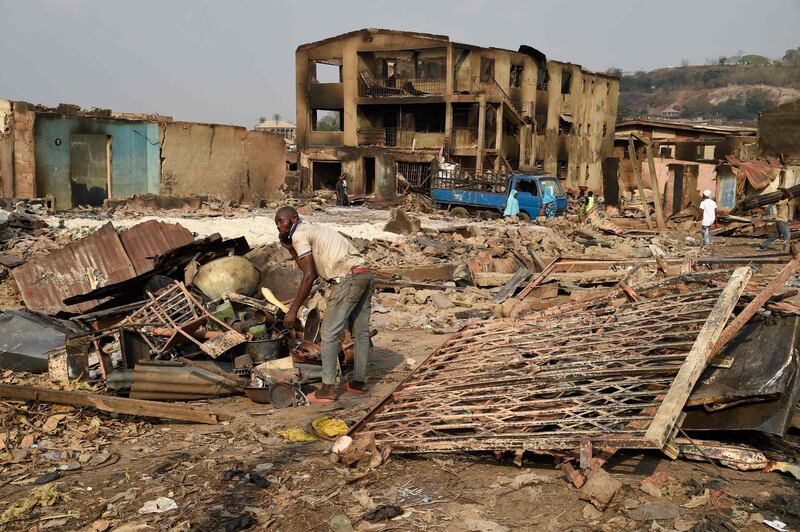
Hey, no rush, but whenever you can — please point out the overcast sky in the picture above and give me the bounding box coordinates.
[1,0,798,126]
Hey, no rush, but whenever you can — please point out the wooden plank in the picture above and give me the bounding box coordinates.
[712,257,800,353]
[644,139,667,231]
[628,136,653,229]
[491,267,532,303]
[643,267,751,447]
[0,383,230,424]
[516,256,560,300]
[561,461,586,488]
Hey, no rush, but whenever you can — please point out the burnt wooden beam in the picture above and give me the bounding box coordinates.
[644,267,751,447]
[0,383,230,424]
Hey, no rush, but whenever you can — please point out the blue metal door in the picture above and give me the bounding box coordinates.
[718,174,736,210]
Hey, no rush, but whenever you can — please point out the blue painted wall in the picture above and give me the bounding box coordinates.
[34,115,161,209]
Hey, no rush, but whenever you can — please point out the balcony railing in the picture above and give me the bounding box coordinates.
[359,74,446,98]
[358,127,445,149]
[451,127,479,149]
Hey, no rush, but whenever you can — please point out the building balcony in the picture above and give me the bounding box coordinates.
[358,74,446,98]
[451,127,479,149]
[357,127,444,149]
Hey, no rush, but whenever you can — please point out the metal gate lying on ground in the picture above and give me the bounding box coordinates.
[354,268,751,453]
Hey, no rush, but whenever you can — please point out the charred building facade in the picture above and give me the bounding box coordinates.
[295,29,619,197]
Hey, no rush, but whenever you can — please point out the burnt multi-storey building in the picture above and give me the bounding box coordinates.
[295,28,619,197]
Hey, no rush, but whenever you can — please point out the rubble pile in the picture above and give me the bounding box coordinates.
[0,197,798,531]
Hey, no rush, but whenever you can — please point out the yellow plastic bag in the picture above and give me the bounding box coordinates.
[312,416,349,438]
[278,427,317,442]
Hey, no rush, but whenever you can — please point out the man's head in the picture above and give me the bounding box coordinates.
[275,206,299,242]
[588,191,594,197]
[703,189,712,198]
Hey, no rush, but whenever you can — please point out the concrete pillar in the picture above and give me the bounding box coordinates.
[526,124,535,167]
[477,96,486,173]
[494,105,503,172]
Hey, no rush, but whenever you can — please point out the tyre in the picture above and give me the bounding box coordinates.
[517,211,531,221]
[450,206,469,218]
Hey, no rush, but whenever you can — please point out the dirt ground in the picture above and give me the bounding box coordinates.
[1,327,798,532]
[2,206,800,531]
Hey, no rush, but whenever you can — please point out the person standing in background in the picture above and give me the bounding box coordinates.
[757,192,791,251]
[504,189,520,217]
[699,189,717,246]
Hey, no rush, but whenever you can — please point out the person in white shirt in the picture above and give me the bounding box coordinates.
[699,190,717,246]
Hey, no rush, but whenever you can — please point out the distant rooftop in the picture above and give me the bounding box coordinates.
[257,119,296,129]
[616,118,757,137]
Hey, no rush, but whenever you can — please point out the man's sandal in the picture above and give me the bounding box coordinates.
[307,391,336,404]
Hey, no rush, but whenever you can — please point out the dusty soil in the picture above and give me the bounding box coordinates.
[1,328,798,531]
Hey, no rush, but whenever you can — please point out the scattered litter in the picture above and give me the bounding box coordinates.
[0,484,65,524]
[764,519,788,531]
[683,489,710,509]
[312,416,349,438]
[363,504,403,522]
[278,427,318,442]
[138,497,178,514]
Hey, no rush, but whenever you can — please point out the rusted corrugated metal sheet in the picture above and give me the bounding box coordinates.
[13,221,195,316]
[119,220,194,275]
[14,223,136,315]
[725,155,782,190]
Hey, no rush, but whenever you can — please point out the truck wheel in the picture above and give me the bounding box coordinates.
[517,212,531,221]
[450,207,469,218]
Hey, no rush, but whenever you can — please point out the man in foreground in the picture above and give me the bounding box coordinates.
[274,206,373,403]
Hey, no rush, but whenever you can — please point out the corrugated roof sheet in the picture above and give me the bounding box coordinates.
[119,220,194,275]
[725,155,782,190]
[13,221,195,316]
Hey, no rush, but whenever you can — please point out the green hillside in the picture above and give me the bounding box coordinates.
[613,48,800,122]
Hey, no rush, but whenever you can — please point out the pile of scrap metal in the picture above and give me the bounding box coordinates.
[353,255,800,484]
[0,219,335,421]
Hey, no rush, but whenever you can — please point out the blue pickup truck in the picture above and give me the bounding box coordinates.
[430,172,567,220]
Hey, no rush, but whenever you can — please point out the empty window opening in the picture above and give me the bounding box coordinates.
[311,61,342,83]
[534,159,544,171]
[363,157,376,194]
[312,161,342,190]
[557,160,568,179]
[509,65,523,88]
[401,104,445,132]
[660,145,672,157]
[480,57,495,83]
[561,68,572,94]
[602,123,608,137]
[417,58,446,79]
[558,115,573,135]
[516,180,538,195]
[313,109,342,131]
[396,161,432,191]
[537,68,549,90]
[535,114,547,134]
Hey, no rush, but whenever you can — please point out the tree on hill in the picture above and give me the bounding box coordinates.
[740,54,770,65]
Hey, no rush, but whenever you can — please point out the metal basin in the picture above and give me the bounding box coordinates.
[245,337,285,363]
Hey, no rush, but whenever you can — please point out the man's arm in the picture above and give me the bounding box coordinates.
[284,253,317,329]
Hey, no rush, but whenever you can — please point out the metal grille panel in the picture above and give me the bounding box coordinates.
[356,271,749,453]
